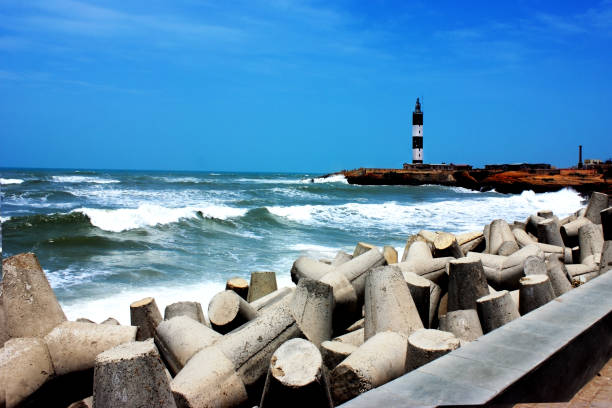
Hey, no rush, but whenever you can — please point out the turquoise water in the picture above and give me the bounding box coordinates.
[0,168,583,323]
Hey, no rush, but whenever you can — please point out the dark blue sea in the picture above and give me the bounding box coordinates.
[0,169,582,323]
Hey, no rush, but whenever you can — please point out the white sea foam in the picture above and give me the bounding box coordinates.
[60,272,296,325]
[155,176,212,183]
[268,188,584,235]
[52,175,120,184]
[304,174,348,184]
[236,178,301,184]
[1,216,12,222]
[0,178,24,184]
[289,243,343,258]
[270,187,323,200]
[74,204,248,232]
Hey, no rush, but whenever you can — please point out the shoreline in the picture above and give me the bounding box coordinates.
[327,167,612,195]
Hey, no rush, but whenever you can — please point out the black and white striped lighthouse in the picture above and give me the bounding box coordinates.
[412,97,423,164]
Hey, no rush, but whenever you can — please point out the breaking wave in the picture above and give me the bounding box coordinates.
[267,188,583,234]
[0,178,24,184]
[51,175,120,184]
[74,204,248,232]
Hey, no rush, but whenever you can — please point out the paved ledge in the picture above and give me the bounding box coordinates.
[340,271,612,408]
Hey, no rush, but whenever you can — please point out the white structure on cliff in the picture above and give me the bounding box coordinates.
[412,98,423,164]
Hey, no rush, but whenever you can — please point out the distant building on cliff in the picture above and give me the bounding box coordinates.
[412,98,423,164]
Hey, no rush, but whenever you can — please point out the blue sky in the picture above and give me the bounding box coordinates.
[1,0,611,172]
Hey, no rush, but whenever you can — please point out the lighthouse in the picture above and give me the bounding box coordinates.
[412,98,423,164]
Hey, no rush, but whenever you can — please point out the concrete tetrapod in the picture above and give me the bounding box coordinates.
[331,331,408,405]
[383,245,398,264]
[585,192,609,224]
[406,329,460,372]
[526,214,546,236]
[247,271,278,302]
[467,244,544,290]
[332,328,364,347]
[578,223,604,265]
[250,287,294,311]
[428,281,442,329]
[345,317,364,332]
[537,209,554,219]
[457,231,486,255]
[397,241,453,288]
[68,397,93,408]
[93,340,176,408]
[164,301,206,325]
[225,277,249,300]
[537,218,564,247]
[476,290,520,333]
[447,258,489,312]
[101,318,120,326]
[320,340,357,371]
[518,274,556,315]
[364,266,423,341]
[560,217,591,247]
[208,290,258,334]
[401,234,426,262]
[334,247,386,304]
[260,338,333,408]
[0,289,9,346]
[44,321,137,376]
[438,309,483,342]
[403,271,431,328]
[433,232,464,259]
[546,255,573,297]
[171,299,303,407]
[171,345,248,408]
[1,253,67,338]
[601,207,612,241]
[353,242,376,257]
[331,251,353,266]
[290,257,333,285]
[601,241,612,275]
[513,228,537,247]
[524,255,547,276]
[320,269,359,331]
[0,337,55,408]
[290,278,334,347]
[489,219,519,256]
[154,316,222,376]
[130,297,163,341]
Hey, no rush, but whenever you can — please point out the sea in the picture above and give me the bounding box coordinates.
[0,168,584,325]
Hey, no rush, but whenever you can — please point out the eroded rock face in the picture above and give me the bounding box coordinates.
[2,253,67,339]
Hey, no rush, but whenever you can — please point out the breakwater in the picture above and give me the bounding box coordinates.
[334,167,612,195]
[1,191,610,407]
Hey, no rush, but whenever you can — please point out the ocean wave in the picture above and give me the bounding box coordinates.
[267,188,583,235]
[235,178,302,184]
[302,174,348,184]
[66,187,241,208]
[74,204,248,232]
[289,243,342,258]
[0,178,24,185]
[153,176,213,184]
[2,212,92,230]
[58,272,296,324]
[51,175,120,184]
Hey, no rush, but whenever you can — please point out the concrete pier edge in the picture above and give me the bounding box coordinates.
[339,269,612,407]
